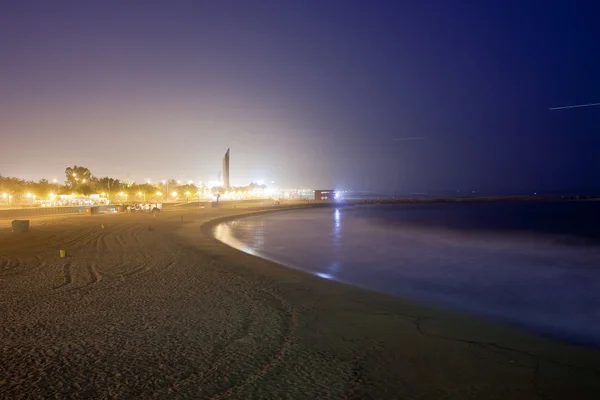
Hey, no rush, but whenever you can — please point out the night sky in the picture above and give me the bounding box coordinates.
[1,1,599,194]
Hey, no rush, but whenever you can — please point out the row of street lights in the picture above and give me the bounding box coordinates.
[1,192,55,205]
[106,190,199,202]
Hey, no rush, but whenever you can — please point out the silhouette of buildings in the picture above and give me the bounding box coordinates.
[314,189,335,201]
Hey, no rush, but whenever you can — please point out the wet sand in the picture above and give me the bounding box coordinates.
[1,202,599,399]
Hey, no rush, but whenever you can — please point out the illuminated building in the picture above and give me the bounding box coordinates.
[314,189,336,201]
[222,148,231,190]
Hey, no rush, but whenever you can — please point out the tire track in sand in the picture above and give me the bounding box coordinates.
[94,230,110,253]
[0,256,47,279]
[114,233,126,247]
[208,287,299,400]
[53,226,101,251]
[53,263,72,289]
[132,225,145,246]
[0,258,21,276]
[86,264,103,285]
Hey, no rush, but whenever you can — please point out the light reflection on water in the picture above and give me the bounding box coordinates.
[214,223,257,256]
[213,205,600,345]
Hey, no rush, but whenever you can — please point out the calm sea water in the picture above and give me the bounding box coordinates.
[213,202,600,345]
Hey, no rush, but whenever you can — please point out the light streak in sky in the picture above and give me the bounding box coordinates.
[549,102,600,110]
[392,136,424,141]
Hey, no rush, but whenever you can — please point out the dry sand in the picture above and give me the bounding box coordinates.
[1,202,599,399]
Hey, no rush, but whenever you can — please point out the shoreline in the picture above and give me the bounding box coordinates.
[186,206,600,393]
[203,207,600,348]
[1,204,600,398]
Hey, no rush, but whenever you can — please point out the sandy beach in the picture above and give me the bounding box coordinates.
[1,202,600,399]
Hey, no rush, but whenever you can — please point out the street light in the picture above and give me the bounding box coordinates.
[171,191,177,199]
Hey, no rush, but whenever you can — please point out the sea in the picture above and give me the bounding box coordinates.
[213,201,600,346]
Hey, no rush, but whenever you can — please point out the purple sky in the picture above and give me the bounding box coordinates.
[1,1,599,194]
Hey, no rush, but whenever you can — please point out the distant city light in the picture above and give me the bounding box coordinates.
[26,193,32,198]
[171,191,177,198]
[156,191,163,196]
[138,191,143,196]
[2,193,7,198]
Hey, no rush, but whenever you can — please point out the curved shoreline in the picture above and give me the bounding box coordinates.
[188,205,600,396]
[203,205,600,348]
[199,203,330,238]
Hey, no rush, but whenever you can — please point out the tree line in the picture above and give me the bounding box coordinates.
[1,165,268,202]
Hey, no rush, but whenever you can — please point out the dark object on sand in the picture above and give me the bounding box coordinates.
[12,220,30,232]
[85,207,100,215]
[148,226,154,231]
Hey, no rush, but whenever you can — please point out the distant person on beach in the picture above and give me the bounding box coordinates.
[216,193,221,205]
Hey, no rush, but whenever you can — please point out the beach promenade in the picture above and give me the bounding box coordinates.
[1,202,599,399]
